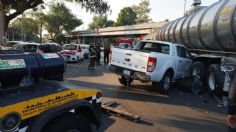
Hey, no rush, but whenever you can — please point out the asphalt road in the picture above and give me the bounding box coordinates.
[64,59,227,132]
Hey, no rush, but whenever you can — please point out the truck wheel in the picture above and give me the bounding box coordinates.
[192,61,207,82]
[119,76,133,86]
[42,114,92,132]
[207,64,225,96]
[158,72,173,94]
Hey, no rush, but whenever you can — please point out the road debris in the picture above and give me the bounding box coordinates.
[102,101,141,122]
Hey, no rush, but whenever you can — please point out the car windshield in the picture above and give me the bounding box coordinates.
[64,45,77,50]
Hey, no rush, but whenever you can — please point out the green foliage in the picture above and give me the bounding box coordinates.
[0,0,110,29]
[132,0,152,24]
[88,15,114,29]
[44,3,82,40]
[7,17,39,41]
[116,7,137,26]
[55,34,66,44]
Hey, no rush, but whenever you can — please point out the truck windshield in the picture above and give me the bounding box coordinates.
[140,42,170,54]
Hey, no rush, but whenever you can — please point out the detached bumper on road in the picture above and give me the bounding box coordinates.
[108,65,151,82]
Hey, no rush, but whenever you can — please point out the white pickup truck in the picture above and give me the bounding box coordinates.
[109,40,193,93]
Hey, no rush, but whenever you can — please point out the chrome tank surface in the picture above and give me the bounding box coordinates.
[155,0,236,52]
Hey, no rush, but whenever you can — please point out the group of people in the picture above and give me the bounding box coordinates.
[88,45,110,67]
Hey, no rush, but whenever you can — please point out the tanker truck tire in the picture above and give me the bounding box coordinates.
[192,61,207,82]
[191,61,208,95]
[207,64,225,96]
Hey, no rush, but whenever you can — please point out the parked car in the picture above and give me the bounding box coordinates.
[80,44,90,58]
[38,43,62,53]
[109,40,193,93]
[12,42,40,53]
[6,41,22,47]
[59,44,84,62]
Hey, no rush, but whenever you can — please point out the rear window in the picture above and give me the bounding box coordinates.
[64,45,77,50]
[140,42,170,54]
[23,45,38,52]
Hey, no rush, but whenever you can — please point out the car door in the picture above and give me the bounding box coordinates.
[176,46,193,78]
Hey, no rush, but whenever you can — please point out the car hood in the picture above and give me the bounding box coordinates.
[59,50,77,55]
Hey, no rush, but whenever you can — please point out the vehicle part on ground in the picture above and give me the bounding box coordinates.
[102,102,140,122]
[155,0,236,52]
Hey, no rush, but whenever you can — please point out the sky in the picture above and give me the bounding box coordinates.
[45,0,219,30]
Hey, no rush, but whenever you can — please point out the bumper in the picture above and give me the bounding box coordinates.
[109,65,151,82]
[63,55,78,62]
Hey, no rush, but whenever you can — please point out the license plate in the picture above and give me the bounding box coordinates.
[123,70,130,75]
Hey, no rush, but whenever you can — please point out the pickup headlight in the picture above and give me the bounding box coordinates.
[0,113,21,132]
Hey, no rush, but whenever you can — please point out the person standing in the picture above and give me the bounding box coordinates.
[227,71,236,131]
[95,46,101,65]
[103,46,110,65]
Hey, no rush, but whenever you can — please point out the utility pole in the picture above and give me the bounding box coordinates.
[184,0,187,15]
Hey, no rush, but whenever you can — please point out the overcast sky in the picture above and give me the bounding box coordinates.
[45,0,219,29]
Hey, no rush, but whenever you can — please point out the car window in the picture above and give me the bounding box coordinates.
[177,46,192,59]
[140,42,170,54]
[23,45,38,52]
[56,46,62,52]
[64,45,77,50]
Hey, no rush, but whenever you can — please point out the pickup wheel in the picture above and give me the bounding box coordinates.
[207,64,225,96]
[42,113,92,132]
[119,76,133,87]
[158,72,173,94]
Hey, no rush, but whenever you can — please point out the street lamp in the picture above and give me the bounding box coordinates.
[184,0,187,15]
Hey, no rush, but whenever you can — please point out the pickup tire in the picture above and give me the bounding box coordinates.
[158,72,173,94]
[207,64,225,96]
[119,76,133,87]
[42,113,92,132]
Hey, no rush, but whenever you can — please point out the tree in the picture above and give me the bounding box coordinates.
[116,7,137,26]
[88,15,114,29]
[132,0,152,24]
[7,17,39,41]
[44,3,82,41]
[0,0,110,45]
[29,8,46,43]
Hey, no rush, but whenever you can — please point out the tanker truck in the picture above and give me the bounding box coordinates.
[147,0,236,97]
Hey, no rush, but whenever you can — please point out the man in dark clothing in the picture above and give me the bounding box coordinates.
[96,46,101,65]
[228,71,236,130]
[103,46,110,65]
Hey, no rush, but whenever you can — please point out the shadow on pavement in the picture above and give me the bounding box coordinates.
[66,79,226,115]
[158,114,227,132]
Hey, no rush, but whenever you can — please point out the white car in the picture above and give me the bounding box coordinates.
[80,44,90,58]
[59,44,84,62]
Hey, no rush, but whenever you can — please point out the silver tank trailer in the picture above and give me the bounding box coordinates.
[156,0,236,52]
